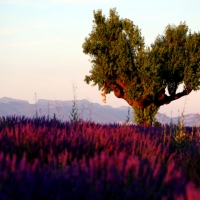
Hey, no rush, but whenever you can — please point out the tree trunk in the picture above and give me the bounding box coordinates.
[132,103,159,126]
[105,79,192,126]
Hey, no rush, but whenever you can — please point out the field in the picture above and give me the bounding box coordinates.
[0,116,200,199]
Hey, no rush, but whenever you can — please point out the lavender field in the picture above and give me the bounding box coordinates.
[0,116,200,199]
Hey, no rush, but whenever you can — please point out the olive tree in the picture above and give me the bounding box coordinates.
[83,8,200,126]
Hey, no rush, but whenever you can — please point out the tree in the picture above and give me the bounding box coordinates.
[83,8,200,126]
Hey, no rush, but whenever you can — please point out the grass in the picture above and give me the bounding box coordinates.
[162,98,200,191]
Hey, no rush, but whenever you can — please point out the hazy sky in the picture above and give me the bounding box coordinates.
[0,0,200,117]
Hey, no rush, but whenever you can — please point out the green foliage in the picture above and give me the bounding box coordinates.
[170,118,192,151]
[69,100,79,123]
[69,82,79,123]
[125,107,131,123]
[83,8,145,95]
[33,92,38,118]
[83,8,200,125]
[53,113,57,120]
[153,121,162,127]
[150,23,200,93]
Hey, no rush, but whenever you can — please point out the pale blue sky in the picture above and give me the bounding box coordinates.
[0,0,200,117]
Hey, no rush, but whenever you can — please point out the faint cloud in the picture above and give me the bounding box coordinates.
[0,0,106,6]
[54,0,110,3]
[0,0,54,8]
[137,14,164,20]
[172,0,199,6]
[10,37,73,48]
[174,0,190,3]
[0,0,111,7]
[0,0,31,5]
[0,24,44,36]
[0,29,16,35]
[10,41,45,48]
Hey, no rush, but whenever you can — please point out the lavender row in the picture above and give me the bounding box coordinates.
[0,116,200,199]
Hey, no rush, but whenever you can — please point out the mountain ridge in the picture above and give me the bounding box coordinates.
[0,97,199,126]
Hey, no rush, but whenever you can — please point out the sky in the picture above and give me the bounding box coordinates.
[0,0,200,117]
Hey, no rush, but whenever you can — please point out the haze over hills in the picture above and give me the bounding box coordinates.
[0,97,200,126]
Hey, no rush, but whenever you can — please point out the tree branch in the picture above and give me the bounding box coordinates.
[156,88,192,107]
[104,78,147,107]
[105,79,124,98]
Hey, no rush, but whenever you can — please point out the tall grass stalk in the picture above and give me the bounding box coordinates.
[126,107,131,124]
[170,97,191,151]
[33,92,38,118]
[47,102,50,119]
[55,98,62,120]
[69,81,79,123]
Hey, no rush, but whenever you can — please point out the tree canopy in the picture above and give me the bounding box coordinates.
[83,8,200,126]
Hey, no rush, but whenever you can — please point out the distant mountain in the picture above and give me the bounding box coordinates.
[0,97,200,126]
[0,97,132,124]
[155,113,200,127]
